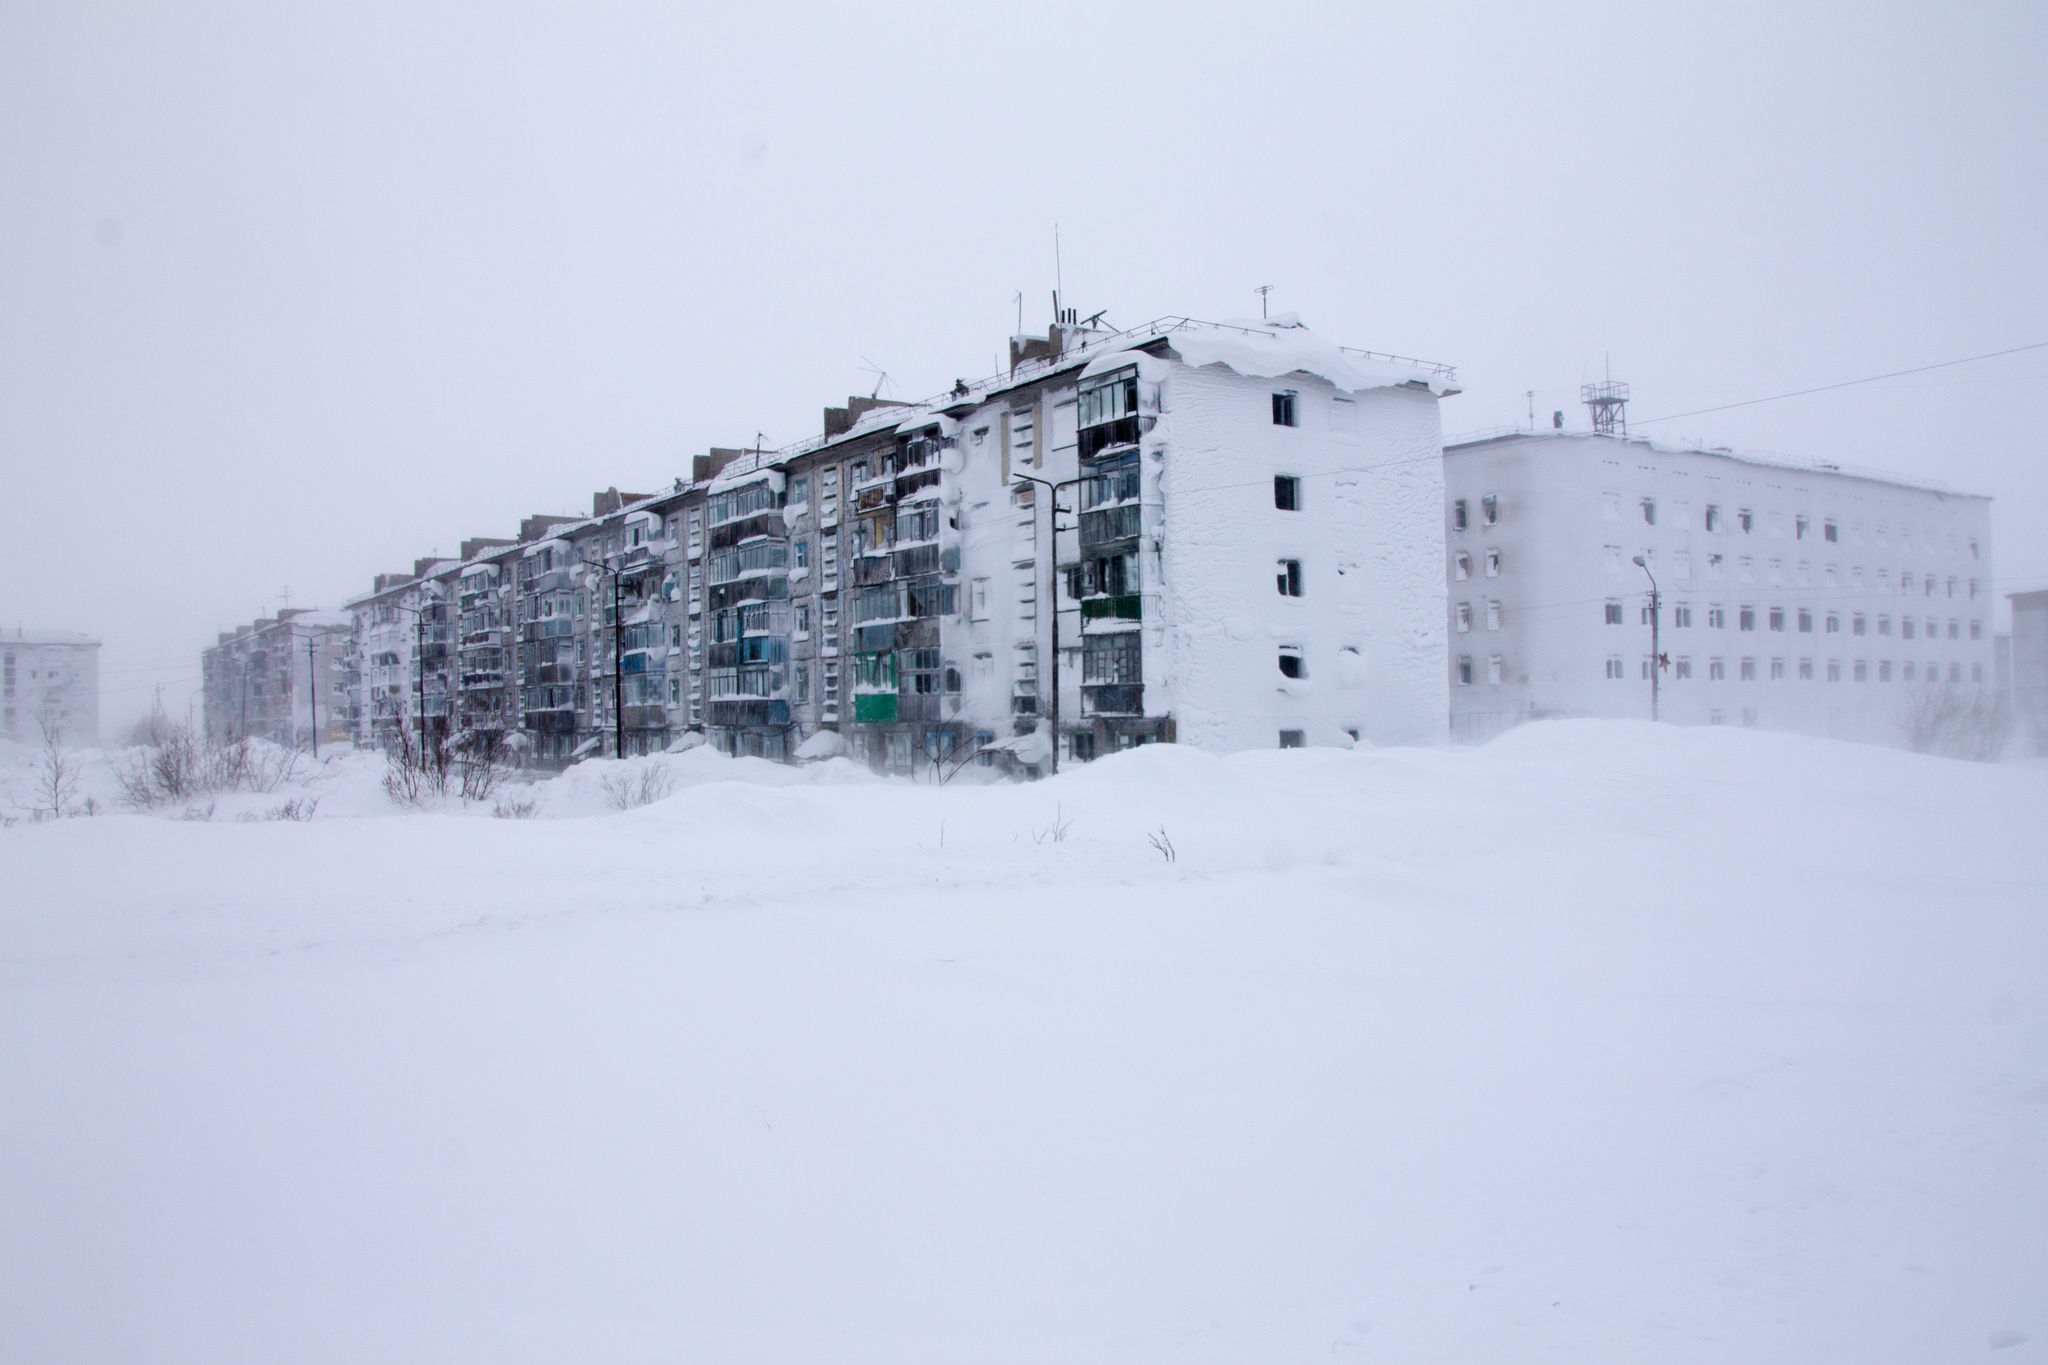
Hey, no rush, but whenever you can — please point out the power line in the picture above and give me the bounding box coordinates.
[1633,341,2048,426]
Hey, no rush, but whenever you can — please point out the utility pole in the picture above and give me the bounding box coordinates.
[1011,471,1081,776]
[307,631,319,760]
[1632,556,1664,721]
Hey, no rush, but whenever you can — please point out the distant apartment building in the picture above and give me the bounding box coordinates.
[202,610,353,747]
[1442,410,1995,746]
[2,629,100,746]
[333,314,1459,770]
[2010,587,2048,743]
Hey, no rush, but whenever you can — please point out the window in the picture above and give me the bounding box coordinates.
[1969,578,1980,600]
[1824,612,1839,634]
[1277,560,1302,596]
[1852,613,1865,636]
[1484,549,1501,578]
[1949,662,1963,683]
[1853,660,1867,682]
[1903,617,1916,640]
[1605,600,1624,625]
[789,475,809,506]
[1768,607,1784,632]
[1739,606,1756,631]
[1879,661,1892,682]
[822,598,839,635]
[1709,658,1725,681]
[1486,600,1502,630]
[1674,658,1692,680]
[1971,619,1982,641]
[905,648,941,694]
[1452,499,1468,531]
[794,540,810,569]
[1272,392,1297,426]
[1278,729,1305,749]
[1487,655,1503,685]
[795,665,810,705]
[1606,656,1625,680]
[1799,658,1814,681]
[1481,495,1498,526]
[1797,608,1813,633]
[1274,475,1300,510]
[886,732,913,769]
[1878,613,1891,636]
[1605,545,1623,572]
[1771,658,1786,680]
[1705,505,1722,532]
[1738,509,1753,533]
[1708,605,1725,629]
[1708,553,1724,579]
[1796,515,1810,540]
[1672,603,1692,628]
[1077,368,1140,457]
[1278,648,1306,680]
[1641,497,1657,525]
[1457,603,1473,633]
[1948,619,1960,640]
[1457,656,1474,686]
[1743,657,1761,681]
[944,665,961,693]
[1454,551,1472,581]
[970,578,989,621]
[1824,519,1838,543]
[1827,660,1841,682]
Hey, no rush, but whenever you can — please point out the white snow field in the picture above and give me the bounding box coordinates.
[2,721,2043,1363]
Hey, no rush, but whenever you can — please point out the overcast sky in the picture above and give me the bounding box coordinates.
[4,1,2044,733]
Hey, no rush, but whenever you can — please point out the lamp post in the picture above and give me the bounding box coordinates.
[1632,555,1665,722]
[583,558,627,759]
[1010,471,1081,776]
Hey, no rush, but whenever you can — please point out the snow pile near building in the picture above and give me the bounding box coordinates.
[1,721,2043,1362]
[1166,315,1459,396]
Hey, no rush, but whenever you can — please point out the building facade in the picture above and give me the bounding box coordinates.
[202,610,353,747]
[2009,588,2048,747]
[1442,427,1996,746]
[2,629,100,746]
[331,314,1458,771]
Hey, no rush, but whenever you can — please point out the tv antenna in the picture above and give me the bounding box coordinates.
[279,584,293,609]
[858,356,893,400]
[1255,285,1274,318]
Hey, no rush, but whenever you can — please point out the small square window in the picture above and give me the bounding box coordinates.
[1274,475,1300,511]
[1278,649,1306,680]
[1457,655,1474,686]
[1277,560,1302,596]
[1481,495,1499,527]
[1452,499,1468,531]
[1604,600,1623,625]
[1278,729,1306,748]
[1272,393,1297,427]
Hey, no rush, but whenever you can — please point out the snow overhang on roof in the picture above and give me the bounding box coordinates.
[706,463,786,496]
[1141,316,1460,397]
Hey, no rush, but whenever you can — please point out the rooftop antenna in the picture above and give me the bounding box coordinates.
[279,584,293,609]
[1255,284,1274,319]
[1014,291,1023,335]
[1054,223,1063,311]
[858,356,892,400]
[1526,391,1535,431]
[1581,362,1631,435]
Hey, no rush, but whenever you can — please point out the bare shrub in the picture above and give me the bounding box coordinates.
[177,802,216,822]
[1031,803,1073,845]
[491,793,540,819]
[1147,826,1176,862]
[264,797,320,822]
[456,728,512,802]
[599,763,676,811]
[32,721,79,819]
[1902,685,2012,762]
[382,724,452,806]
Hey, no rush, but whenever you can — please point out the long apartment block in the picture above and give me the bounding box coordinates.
[339,314,1461,772]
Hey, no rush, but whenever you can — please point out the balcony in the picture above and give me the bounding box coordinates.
[708,698,789,728]
[1080,594,1142,623]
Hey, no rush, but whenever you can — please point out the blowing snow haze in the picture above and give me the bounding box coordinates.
[0,4,2044,721]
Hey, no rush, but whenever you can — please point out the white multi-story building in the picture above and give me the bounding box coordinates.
[1442,426,1995,746]
[324,313,1459,770]
[1,629,100,746]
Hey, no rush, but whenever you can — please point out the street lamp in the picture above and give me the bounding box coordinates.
[1010,471,1081,776]
[1631,555,1666,722]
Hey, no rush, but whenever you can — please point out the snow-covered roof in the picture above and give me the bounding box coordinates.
[1443,428,1987,500]
[734,315,1460,477]
[2,629,99,647]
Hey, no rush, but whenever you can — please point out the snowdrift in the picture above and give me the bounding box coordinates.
[1,721,2043,1362]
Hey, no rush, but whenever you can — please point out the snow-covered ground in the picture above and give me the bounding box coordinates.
[2,722,2043,1362]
